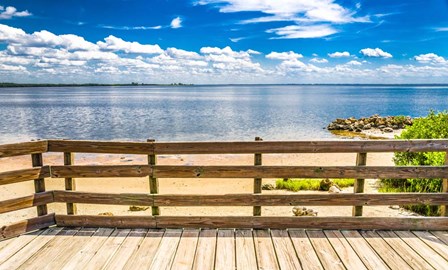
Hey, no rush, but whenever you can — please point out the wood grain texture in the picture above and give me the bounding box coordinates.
[288,230,323,270]
[192,229,217,270]
[235,230,257,270]
[323,230,367,270]
[0,214,55,240]
[353,152,367,217]
[253,136,262,217]
[215,229,235,270]
[64,152,76,215]
[123,229,164,270]
[148,139,160,216]
[50,165,151,178]
[31,153,47,216]
[412,231,448,261]
[149,229,182,270]
[47,140,154,154]
[0,140,47,158]
[441,152,448,216]
[53,190,154,206]
[307,230,344,270]
[254,229,279,270]
[171,229,200,270]
[0,192,53,214]
[0,167,50,186]
[55,215,156,228]
[270,229,302,270]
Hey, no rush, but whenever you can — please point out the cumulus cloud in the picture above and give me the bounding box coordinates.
[414,53,446,64]
[346,60,362,65]
[328,51,350,58]
[0,5,31,20]
[170,17,182,28]
[97,35,163,54]
[360,48,392,58]
[267,24,338,39]
[266,51,303,60]
[310,58,328,64]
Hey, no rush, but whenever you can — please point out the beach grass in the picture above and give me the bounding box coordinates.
[276,178,355,192]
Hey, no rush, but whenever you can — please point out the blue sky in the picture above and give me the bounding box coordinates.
[1,0,448,84]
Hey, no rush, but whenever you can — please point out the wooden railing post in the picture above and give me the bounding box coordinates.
[64,152,77,215]
[352,152,367,216]
[148,139,160,216]
[31,153,48,216]
[253,137,263,216]
[441,152,448,216]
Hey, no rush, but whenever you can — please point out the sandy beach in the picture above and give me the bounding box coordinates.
[1,149,417,225]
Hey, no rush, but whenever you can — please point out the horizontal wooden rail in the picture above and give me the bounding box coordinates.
[0,167,50,186]
[49,165,448,179]
[53,191,448,206]
[54,215,448,230]
[0,213,56,240]
[46,139,448,155]
[0,141,47,158]
[0,192,54,214]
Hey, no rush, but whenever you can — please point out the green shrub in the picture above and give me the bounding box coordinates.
[381,110,448,216]
[276,178,354,192]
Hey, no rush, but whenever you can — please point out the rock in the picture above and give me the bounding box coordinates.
[129,205,149,211]
[293,206,318,216]
[328,185,342,193]
[389,205,400,210]
[363,124,372,130]
[319,179,333,191]
[262,183,275,190]
[98,212,114,216]
[383,127,393,133]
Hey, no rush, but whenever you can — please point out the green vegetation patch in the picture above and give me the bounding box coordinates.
[380,110,448,216]
[276,178,354,192]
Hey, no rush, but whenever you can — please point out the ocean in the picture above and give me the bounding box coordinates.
[0,85,447,144]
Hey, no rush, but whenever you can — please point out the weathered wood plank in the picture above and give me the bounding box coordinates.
[341,230,388,270]
[149,229,182,270]
[0,214,55,240]
[153,140,448,154]
[353,152,367,216]
[83,229,131,270]
[376,230,434,269]
[288,230,323,270]
[253,136,262,216]
[61,228,115,270]
[0,227,63,269]
[270,230,302,270]
[192,229,217,270]
[254,229,279,270]
[431,231,448,245]
[148,139,160,216]
[307,230,344,270]
[64,152,76,215]
[0,141,47,158]
[0,229,44,265]
[47,139,154,154]
[359,230,411,269]
[55,215,156,228]
[0,192,53,214]
[53,191,448,206]
[171,229,200,270]
[50,165,151,178]
[235,230,257,270]
[395,230,448,269]
[103,228,148,270]
[323,230,367,269]
[215,229,235,270]
[153,165,448,179]
[413,231,448,261]
[441,152,448,216]
[154,216,448,230]
[0,167,50,186]
[31,153,47,216]
[123,229,164,270]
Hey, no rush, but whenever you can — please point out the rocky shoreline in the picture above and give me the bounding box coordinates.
[327,115,413,134]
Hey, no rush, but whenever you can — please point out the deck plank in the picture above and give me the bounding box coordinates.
[0,229,44,265]
[84,229,131,270]
[171,229,200,270]
[215,229,235,270]
[431,231,448,245]
[149,229,182,270]
[123,229,164,270]
[0,227,62,270]
[288,230,323,270]
[103,228,148,270]
[341,230,388,270]
[307,230,344,270]
[359,230,410,269]
[235,229,257,270]
[395,230,448,269]
[192,229,217,270]
[61,228,115,270]
[0,237,16,252]
[413,231,448,261]
[376,230,434,269]
[16,227,80,270]
[271,230,302,270]
[324,230,367,270]
[254,229,280,270]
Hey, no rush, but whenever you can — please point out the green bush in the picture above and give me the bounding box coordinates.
[276,178,354,192]
[381,110,448,216]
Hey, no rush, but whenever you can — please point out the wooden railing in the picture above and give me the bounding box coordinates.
[1,139,448,240]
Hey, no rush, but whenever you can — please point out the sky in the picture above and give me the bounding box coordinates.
[1,0,448,84]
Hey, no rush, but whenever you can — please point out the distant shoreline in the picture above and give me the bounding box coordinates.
[1,83,448,88]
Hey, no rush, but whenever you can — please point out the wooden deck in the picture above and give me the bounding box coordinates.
[0,227,447,270]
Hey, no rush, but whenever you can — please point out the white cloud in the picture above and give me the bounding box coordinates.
[346,60,362,65]
[166,47,201,59]
[0,6,31,20]
[267,24,338,39]
[328,51,350,58]
[170,17,182,29]
[310,58,328,64]
[97,35,163,54]
[434,27,448,32]
[414,53,447,65]
[360,48,392,58]
[266,51,303,60]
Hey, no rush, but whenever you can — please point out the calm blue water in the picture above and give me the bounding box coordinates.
[0,85,447,144]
